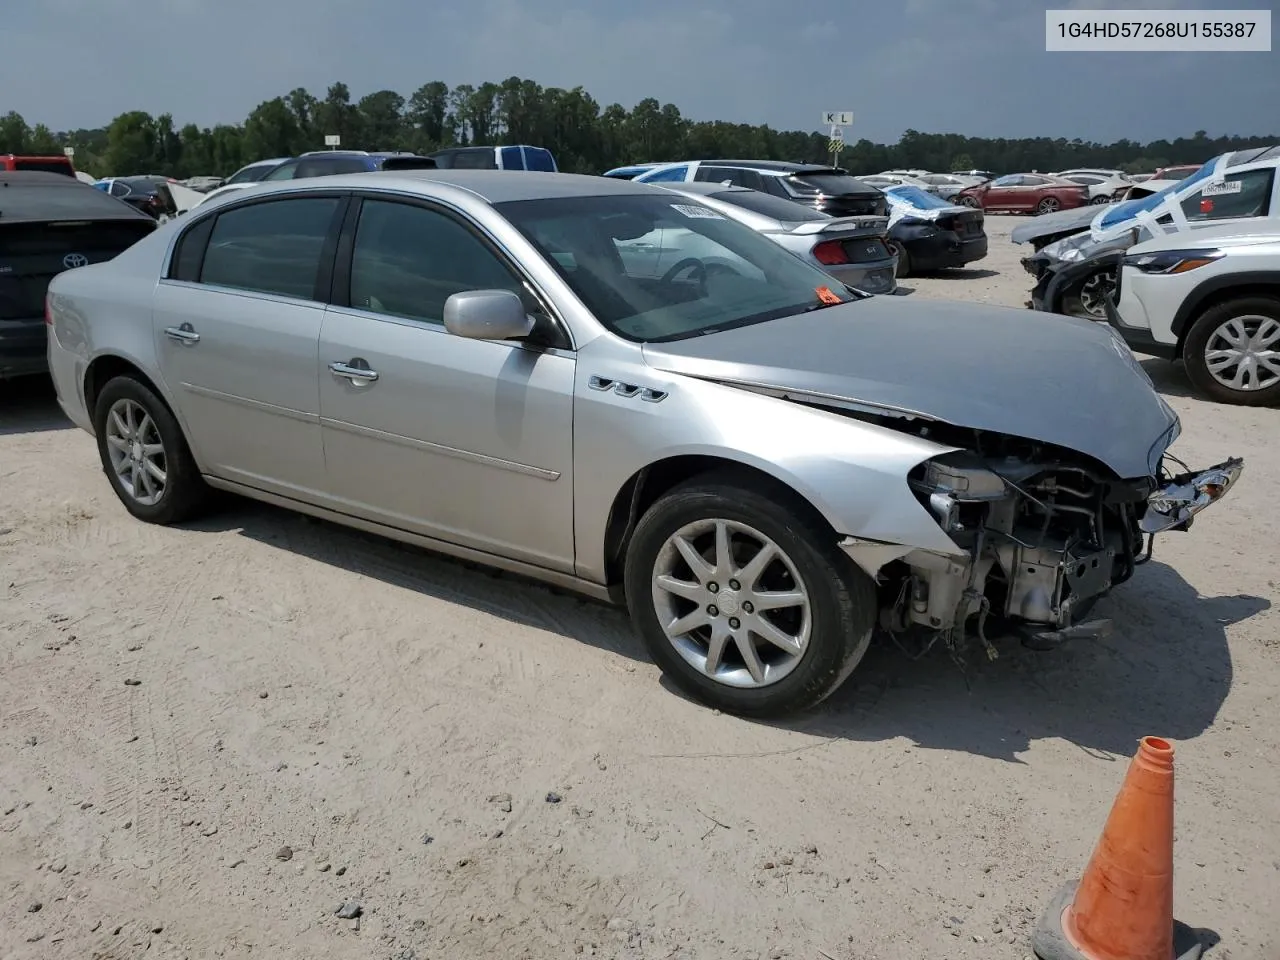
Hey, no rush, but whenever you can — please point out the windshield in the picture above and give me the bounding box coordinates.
[496,194,856,343]
[707,188,828,222]
[885,185,954,210]
[1097,158,1216,230]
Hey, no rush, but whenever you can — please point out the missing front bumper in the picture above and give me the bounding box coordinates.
[1141,457,1245,534]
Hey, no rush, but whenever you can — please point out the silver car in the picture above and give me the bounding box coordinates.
[46,171,1244,717]
[653,181,897,294]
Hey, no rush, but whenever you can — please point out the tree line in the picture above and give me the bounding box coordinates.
[2,78,1275,180]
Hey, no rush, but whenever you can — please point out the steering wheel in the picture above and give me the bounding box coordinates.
[660,258,707,287]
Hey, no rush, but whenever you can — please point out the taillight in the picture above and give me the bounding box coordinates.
[44,295,53,325]
[812,240,849,265]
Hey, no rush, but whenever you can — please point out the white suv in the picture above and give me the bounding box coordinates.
[1108,221,1280,406]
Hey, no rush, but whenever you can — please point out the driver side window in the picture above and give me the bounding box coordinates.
[347,199,536,325]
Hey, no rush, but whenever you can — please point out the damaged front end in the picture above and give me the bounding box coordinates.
[847,442,1244,657]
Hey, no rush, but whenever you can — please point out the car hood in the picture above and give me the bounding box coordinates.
[1010,205,1100,244]
[641,297,1179,479]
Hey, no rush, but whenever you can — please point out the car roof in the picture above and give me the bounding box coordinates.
[195,169,660,207]
[694,160,843,174]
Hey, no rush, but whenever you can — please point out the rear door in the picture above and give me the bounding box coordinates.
[152,193,346,499]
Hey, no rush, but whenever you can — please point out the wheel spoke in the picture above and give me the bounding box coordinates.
[704,622,731,676]
[106,435,129,453]
[733,632,766,684]
[751,589,804,612]
[751,616,804,657]
[654,574,703,603]
[141,443,164,457]
[1205,349,1238,371]
[143,458,167,485]
[138,465,157,499]
[110,409,131,439]
[113,455,132,478]
[1220,319,1248,347]
[673,535,714,584]
[665,608,710,638]
[1253,318,1280,348]
[736,542,776,590]
[713,521,733,578]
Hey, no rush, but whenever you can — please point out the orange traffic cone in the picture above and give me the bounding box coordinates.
[1033,736,1205,960]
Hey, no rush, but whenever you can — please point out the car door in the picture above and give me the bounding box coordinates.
[981,174,1020,209]
[152,193,346,500]
[317,195,576,572]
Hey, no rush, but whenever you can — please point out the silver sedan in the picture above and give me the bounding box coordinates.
[46,171,1243,716]
[654,181,897,294]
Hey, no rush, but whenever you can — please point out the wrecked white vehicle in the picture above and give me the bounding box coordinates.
[1021,147,1280,319]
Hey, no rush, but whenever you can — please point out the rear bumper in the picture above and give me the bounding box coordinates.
[0,318,49,380]
[904,230,988,270]
[826,258,898,295]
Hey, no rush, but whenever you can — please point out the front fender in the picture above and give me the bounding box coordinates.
[572,358,964,583]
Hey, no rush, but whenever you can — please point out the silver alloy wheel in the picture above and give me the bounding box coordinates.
[1038,197,1060,214]
[1203,313,1280,392]
[1077,271,1116,319]
[104,398,168,506]
[651,518,812,688]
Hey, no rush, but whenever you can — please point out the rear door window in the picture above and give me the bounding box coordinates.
[199,197,343,300]
[1180,168,1274,221]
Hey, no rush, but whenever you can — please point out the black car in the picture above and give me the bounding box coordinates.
[881,186,988,277]
[1,172,156,380]
[99,175,177,219]
[638,160,890,218]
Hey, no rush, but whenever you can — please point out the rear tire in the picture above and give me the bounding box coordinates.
[1182,296,1280,406]
[888,240,912,278]
[93,375,211,524]
[1037,197,1060,214]
[623,472,877,718]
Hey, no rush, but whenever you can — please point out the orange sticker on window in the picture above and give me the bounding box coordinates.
[815,286,843,305]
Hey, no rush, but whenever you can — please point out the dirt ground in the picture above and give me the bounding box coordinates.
[2,216,1277,960]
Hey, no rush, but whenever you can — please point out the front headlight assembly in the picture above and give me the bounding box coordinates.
[1121,248,1223,275]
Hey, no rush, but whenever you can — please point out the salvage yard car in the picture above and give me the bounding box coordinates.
[1107,221,1280,406]
[1023,147,1279,319]
[45,171,1244,717]
[633,160,890,217]
[655,181,898,294]
[882,185,987,276]
[1,171,156,380]
[955,173,1090,214]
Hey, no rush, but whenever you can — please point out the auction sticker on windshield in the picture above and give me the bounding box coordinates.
[1045,9,1271,51]
[670,204,725,219]
[1203,180,1244,196]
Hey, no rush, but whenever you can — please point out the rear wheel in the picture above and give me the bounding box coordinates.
[887,240,912,278]
[93,376,211,524]
[1183,296,1280,406]
[1089,194,1110,205]
[623,473,877,717]
[1037,197,1061,214]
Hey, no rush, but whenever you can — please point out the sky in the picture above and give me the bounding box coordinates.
[2,0,1276,143]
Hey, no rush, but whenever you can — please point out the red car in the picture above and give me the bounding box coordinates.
[954,173,1089,215]
[0,154,75,176]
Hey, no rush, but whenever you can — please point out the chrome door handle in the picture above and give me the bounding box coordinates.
[329,361,379,382]
[164,324,200,344]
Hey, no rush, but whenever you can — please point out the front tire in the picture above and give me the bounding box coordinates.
[623,473,877,718]
[93,375,211,524]
[958,195,980,208]
[1183,296,1280,406]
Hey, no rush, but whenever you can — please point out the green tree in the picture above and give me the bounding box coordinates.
[103,111,159,175]
[358,90,406,149]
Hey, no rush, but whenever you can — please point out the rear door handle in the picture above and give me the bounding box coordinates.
[164,323,200,344]
[329,360,379,383]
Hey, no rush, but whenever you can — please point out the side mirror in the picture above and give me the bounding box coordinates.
[443,289,535,341]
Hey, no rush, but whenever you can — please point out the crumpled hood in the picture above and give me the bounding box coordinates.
[642,297,1180,479]
[1009,205,1100,245]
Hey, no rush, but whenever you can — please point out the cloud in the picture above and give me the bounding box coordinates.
[0,0,1273,144]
